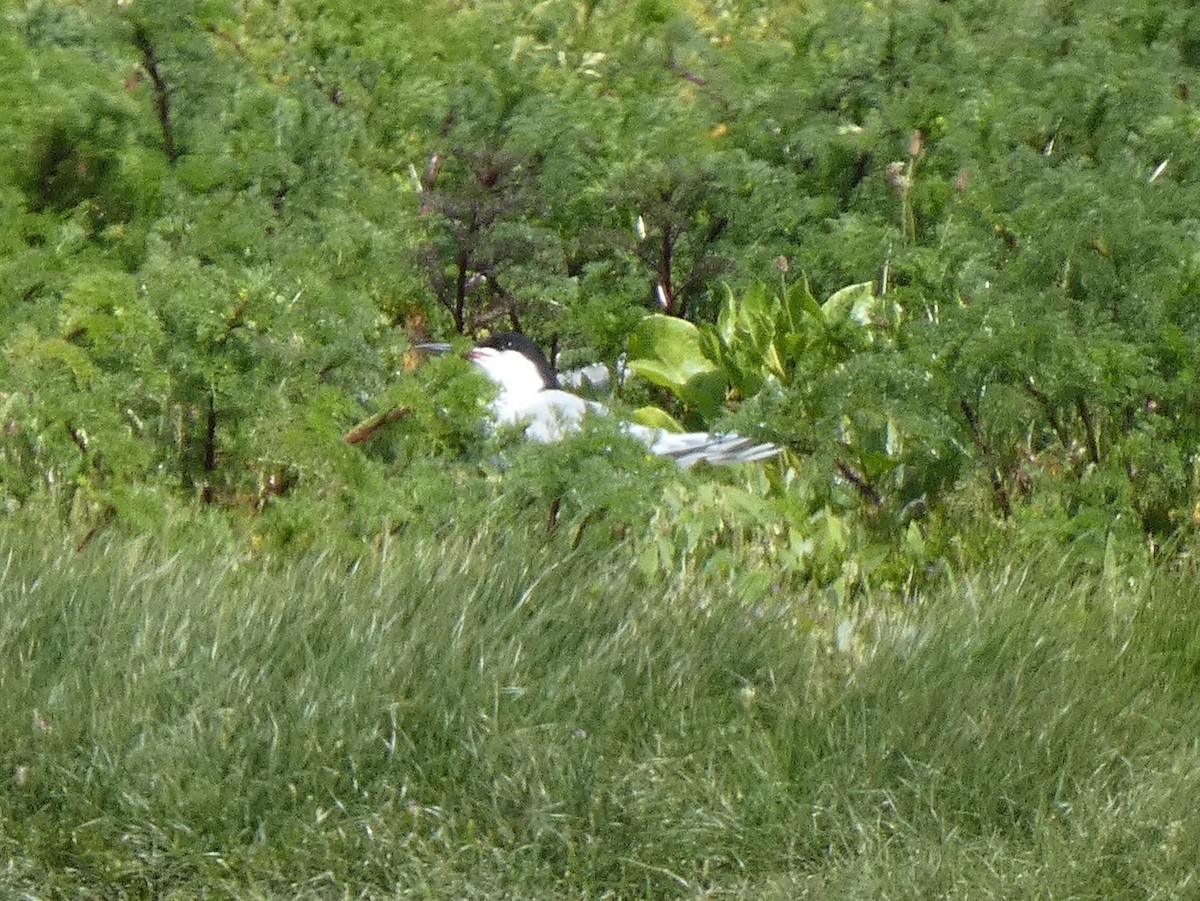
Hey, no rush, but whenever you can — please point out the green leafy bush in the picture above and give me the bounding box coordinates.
[1,0,1198,589]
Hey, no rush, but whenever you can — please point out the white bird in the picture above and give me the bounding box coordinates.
[422,333,781,469]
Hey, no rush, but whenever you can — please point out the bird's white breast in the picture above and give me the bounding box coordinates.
[491,389,595,443]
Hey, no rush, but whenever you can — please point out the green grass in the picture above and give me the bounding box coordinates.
[2,522,1199,898]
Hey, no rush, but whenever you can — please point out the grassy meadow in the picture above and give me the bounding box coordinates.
[2,519,1199,898]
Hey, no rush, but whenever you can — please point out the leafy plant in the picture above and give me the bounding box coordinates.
[625,276,883,421]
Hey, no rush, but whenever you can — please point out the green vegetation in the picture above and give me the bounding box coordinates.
[3,0,1200,894]
[3,520,1199,897]
[3,0,1199,570]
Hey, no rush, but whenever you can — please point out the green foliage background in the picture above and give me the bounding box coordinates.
[4,2,1200,895]
[2,0,1199,588]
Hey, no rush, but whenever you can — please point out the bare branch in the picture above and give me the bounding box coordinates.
[344,406,413,445]
[132,24,180,165]
[960,399,1012,518]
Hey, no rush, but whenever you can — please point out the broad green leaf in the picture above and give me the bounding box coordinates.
[738,282,774,329]
[630,406,684,433]
[623,358,683,390]
[716,283,738,346]
[627,315,728,417]
[822,281,875,324]
[904,521,927,561]
[762,342,787,382]
[784,278,822,329]
[697,324,725,371]
[678,371,729,419]
[627,314,719,393]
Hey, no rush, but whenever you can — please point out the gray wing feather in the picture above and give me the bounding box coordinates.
[628,425,781,468]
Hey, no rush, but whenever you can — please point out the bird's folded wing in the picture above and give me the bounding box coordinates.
[631,427,781,469]
[495,390,779,466]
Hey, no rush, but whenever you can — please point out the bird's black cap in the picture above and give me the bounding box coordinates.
[477,333,559,389]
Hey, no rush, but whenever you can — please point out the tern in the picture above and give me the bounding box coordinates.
[421,333,780,469]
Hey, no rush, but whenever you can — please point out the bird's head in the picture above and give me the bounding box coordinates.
[467,333,559,397]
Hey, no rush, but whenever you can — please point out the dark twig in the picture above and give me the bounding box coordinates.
[1076,395,1100,464]
[452,247,470,333]
[665,54,731,113]
[657,224,676,314]
[1022,379,1070,449]
[834,457,883,508]
[132,24,179,165]
[202,388,217,504]
[75,507,115,554]
[65,421,89,457]
[344,406,413,445]
[960,399,1012,518]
